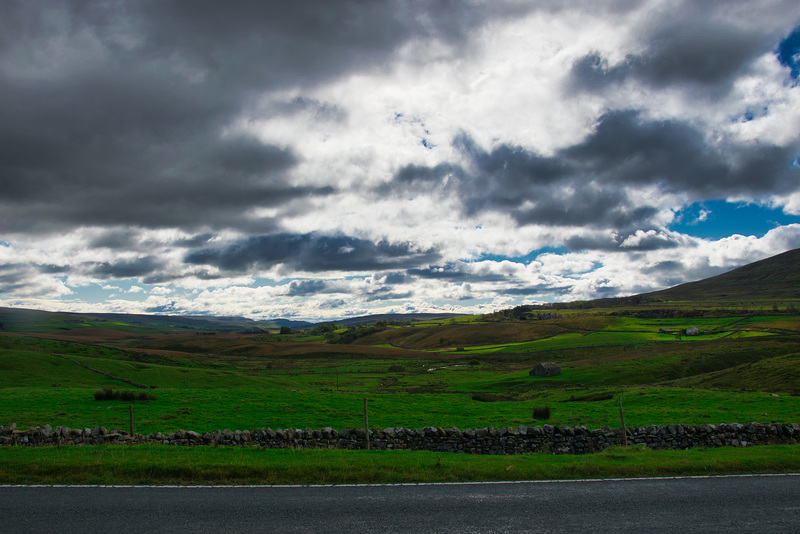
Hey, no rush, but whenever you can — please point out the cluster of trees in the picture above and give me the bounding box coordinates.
[313,321,389,344]
[482,306,561,322]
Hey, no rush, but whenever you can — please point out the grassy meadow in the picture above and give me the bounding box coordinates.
[2,306,800,483]
[2,444,799,485]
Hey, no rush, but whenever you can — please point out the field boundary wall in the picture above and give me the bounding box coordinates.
[1,422,797,454]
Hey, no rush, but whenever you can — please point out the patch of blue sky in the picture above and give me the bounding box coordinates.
[670,200,800,239]
[730,105,769,124]
[251,277,288,287]
[72,280,158,304]
[777,25,800,79]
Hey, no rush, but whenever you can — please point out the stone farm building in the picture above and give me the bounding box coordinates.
[530,362,561,377]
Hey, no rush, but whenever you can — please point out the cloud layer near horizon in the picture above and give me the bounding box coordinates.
[2,0,800,321]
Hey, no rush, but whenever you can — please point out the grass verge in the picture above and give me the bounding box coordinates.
[1,444,798,485]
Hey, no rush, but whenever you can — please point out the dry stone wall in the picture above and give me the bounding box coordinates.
[1,422,797,454]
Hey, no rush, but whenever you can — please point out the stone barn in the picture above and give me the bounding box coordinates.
[529,362,561,377]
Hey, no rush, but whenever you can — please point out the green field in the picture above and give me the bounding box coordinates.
[2,306,800,484]
[2,313,799,433]
[2,444,799,486]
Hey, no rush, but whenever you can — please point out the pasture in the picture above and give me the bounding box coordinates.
[2,312,799,435]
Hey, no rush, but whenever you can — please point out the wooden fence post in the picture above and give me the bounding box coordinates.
[363,398,370,451]
[618,395,628,447]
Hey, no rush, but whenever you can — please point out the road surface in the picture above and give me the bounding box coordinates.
[2,474,799,533]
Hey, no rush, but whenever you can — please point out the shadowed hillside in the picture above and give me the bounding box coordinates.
[641,248,800,302]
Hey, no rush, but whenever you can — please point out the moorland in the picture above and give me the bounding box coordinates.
[1,248,799,483]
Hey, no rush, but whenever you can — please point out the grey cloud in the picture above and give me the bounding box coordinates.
[640,260,728,291]
[564,235,622,252]
[382,111,800,248]
[567,230,686,253]
[37,264,70,274]
[570,23,766,93]
[89,257,163,279]
[261,97,347,123]
[173,234,216,249]
[90,229,140,250]
[511,187,660,228]
[380,272,410,285]
[641,260,687,291]
[365,287,413,302]
[142,269,224,285]
[407,263,507,282]
[641,260,683,275]
[0,1,527,235]
[0,264,29,294]
[318,299,346,310]
[287,279,331,297]
[185,233,441,273]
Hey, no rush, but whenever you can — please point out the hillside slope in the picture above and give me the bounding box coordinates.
[643,248,800,302]
[582,248,800,307]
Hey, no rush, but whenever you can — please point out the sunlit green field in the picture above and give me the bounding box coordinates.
[2,312,799,434]
[2,385,796,435]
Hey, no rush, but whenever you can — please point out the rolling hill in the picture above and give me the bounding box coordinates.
[640,248,800,302]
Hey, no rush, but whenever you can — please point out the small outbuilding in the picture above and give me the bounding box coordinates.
[529,362,561,377]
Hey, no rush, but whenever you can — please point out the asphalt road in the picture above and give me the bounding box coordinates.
[2,475,799,533]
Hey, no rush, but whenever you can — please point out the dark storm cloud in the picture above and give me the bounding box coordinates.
[365,287,414,302]
[185,233,441,273]
[89,257,163,279]
[0,0,527,235]
[89,229,141,250]
[383,111,800,245]
[407,263,507,282]
[37,264,70,274]
[569,23,766,93]
[286,279,331,297]
[260,96,347,123]
[379,272,410,285]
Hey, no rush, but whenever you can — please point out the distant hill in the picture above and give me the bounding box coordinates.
[581,248,800,308]
[316,313,463,328]
[0,306,454,334]
[0,307,262,333]
[639,248,800,303]
[271,318,314,329]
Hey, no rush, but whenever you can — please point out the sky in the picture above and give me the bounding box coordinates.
[2,0,800,322]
